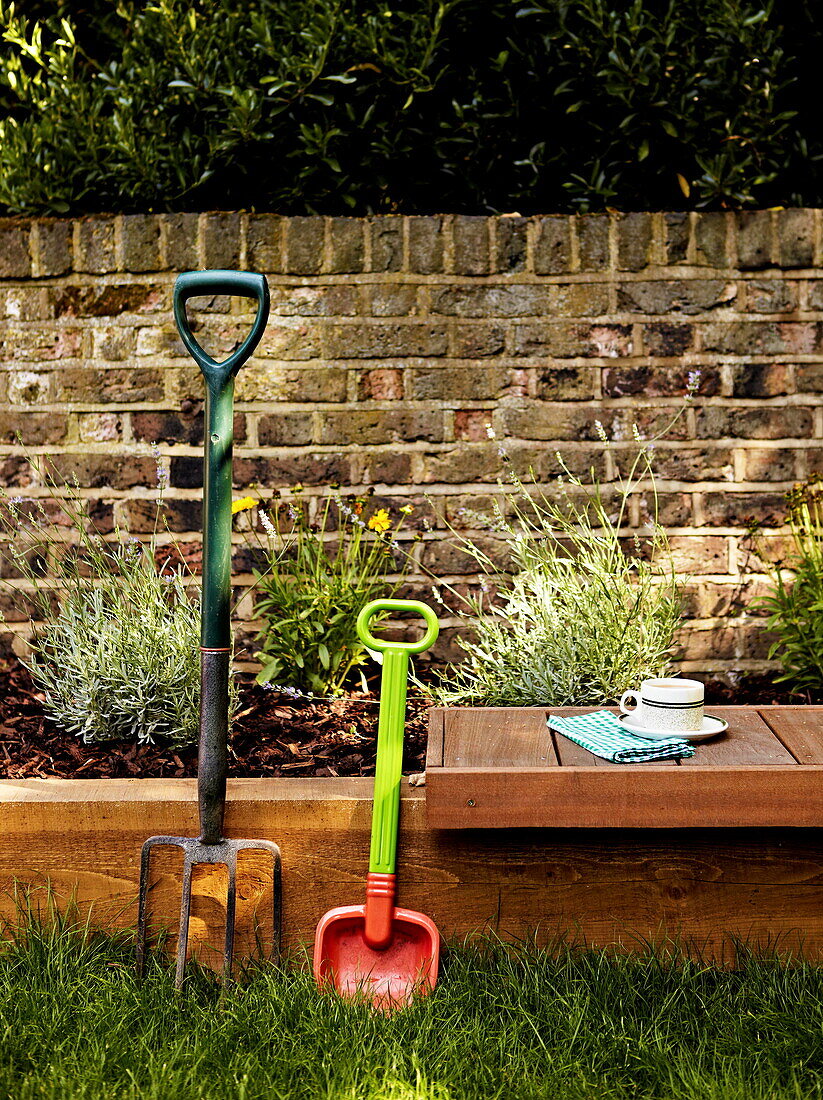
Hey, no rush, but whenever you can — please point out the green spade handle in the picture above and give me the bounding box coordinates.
[357,599,439,875]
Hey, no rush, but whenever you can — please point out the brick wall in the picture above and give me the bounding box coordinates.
[1,210,822,684]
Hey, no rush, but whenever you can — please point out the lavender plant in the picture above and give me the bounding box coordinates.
[0,452,220,747]
[429,384,701,707]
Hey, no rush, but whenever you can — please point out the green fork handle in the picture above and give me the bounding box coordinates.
[357,599,439,875]
[173,270,269,649]
[172,270,269,844]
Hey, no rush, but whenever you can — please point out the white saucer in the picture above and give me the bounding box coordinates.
[617,713,728,741]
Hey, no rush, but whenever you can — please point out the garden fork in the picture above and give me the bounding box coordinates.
[136,270,282,989]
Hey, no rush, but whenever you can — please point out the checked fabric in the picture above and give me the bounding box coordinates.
[547,710,695,763]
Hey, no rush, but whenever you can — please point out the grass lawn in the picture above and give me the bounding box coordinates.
[0,911,821,1100]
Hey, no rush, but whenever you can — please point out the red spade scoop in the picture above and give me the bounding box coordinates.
[313,599,440,1008]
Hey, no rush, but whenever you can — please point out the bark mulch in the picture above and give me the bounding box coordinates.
[0,661,428,781]
[1,661,819,781]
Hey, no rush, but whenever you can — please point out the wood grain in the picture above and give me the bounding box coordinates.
[678,708,795,767]
[1,779,822,963]
[425,766,823,828]
[443,707,556,768]
[760,708,823,764]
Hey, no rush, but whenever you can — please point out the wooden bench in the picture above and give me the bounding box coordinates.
[425,706,823,828]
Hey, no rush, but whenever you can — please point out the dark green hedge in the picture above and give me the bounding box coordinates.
[1,0,821,215]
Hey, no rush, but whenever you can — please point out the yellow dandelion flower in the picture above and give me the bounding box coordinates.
[367,508,391,533]
[399,504,414,515]
[231,496,258,515]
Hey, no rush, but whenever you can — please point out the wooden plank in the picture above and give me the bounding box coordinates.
[425,708,445,770]
[425,765,823,829]
[759,708,823,764]
[443,707,557,768]
[1,778,823,963]
[679,708,795,767]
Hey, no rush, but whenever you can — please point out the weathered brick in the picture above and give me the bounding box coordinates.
[617,280,736,314]
[695,406,813,440]
[450,322,506,358]
[607,406,690,442]
[744,447,797,482]
[616,213,653,271]
[317,409,443,445]
[120,497,202,534]
[407,217,444,274]
[777,209,814,268]
[0,219,32,278]
[668,535,729,574]
[257,320,320,360]
[0,412,67,445]
[637,490,693,528]
[512,322,632,358]
[431,283,607,318]
[699,321,821,356]
[58,367,164,403]
[257,412,314,446]
[702,492,786,527]
[236,364,348,403]
[577,214,609,270]
[533,366,597,400]
[730,365,794,397]
[452,216,489,275]
[665,212,690,264]
[132,410,246,445]
[76,217,117,274]
[239,453,351,489]
[285,216,323,275]
[364,285,420,317]
[454,410,493,440]
[795,364,823,392]
[805,281,823,311]
[420,534,513,575]
[270,285,356,317]
[92,326,137,361]
[323,322,447,359]
[50,454,157,490]
[54,284,165,318]
[328,217,364,273]
[745,279,797,313]
[736,211,773,270]
[0,327,82,362]
[358,368,404,400]
[163,213,200,270]
[498,402,600,442]
[651,447,734,482]
[494,216,528,272]
[642,324,696,356]
[78,413,122,443]
[603,366,720,396]
[410,365,507,401]
[533,216,571,275]
[694,212,729,267]
[354,449,413,485]
[7,370,52,405]
[34,220,72,276]
[202,212,241,269]
[370,217,403,272]
[419,443,500,484]
[122,215,161,272]
[1,288,50,321]
[246,215,283,272]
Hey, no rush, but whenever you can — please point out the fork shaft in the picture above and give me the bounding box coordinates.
[199,648,230,845]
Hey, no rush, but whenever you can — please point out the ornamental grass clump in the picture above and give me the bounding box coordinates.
[430,395,699,708]
[0,456,208,747]
[757,478,823,694]
[250,489,413,695]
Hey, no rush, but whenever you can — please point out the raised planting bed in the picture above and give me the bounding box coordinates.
[2,704,823,968]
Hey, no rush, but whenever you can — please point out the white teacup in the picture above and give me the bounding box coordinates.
[619,677,704,733]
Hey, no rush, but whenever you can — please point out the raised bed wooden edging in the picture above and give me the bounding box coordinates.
[1,773,822,964]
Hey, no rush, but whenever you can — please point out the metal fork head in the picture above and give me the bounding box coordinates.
[136,834,282,990]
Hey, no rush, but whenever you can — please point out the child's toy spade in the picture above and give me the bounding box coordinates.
[314,599,440,1008]
[137,270,282,989]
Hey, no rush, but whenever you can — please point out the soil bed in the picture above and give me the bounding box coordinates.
[0,660,819,781]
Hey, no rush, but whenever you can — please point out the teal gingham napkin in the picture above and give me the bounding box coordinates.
[547,710,695,763]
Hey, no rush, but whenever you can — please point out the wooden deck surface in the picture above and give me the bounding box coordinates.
[425,706,823,828]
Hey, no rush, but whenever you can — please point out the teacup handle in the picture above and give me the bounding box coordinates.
[620,690,640,714]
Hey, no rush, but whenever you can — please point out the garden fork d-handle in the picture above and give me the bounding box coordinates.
[173,270,269,392]
[356,600,438,947]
